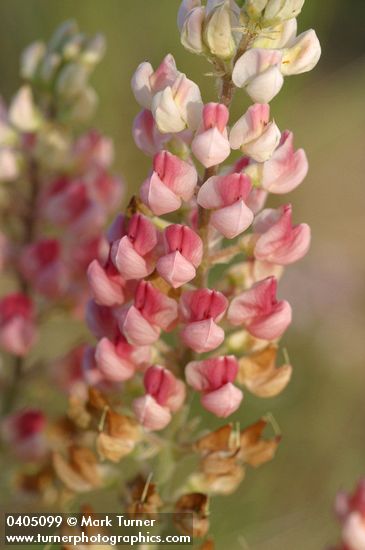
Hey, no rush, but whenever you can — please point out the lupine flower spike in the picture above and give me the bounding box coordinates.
[0,4,321,546]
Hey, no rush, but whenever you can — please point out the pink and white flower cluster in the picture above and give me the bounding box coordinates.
[85,0,320,431]
[0,23,124,464]
[0,127,123,359]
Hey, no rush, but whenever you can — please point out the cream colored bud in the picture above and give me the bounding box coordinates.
[34,126,71,170]
[62,34,83,60]
[81,34,106,66]
[204,1,237,59]
[39,53,61,83]
[67,87,98,123]
[9,86,41,133]
[56,63,89,98]
[265,0,305,22]
[245,0,268,19]
[245,0,305,26]
[181,6,206,54]
[20,41,46,80]
[48,20,78,52]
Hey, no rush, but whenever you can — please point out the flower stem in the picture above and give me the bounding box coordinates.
[196,30,257,288]
[2,157,40,416]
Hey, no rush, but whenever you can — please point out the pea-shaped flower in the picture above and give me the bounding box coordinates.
[185,355,243,417]
[157,224,203,288]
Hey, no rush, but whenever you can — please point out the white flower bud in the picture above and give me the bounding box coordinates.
[81,34,106,66]
[181,7,206,54]
[56,63,89,98]
[204,0,237,59]
[48,20,78,52]
[20,42,45,80]
[62,34,83,60]
[39,53,61,83]
[244,0,305,26]
[9,86,41,132]
[265,0,305,22]
[34,127,71,170]
[177,0,202,31]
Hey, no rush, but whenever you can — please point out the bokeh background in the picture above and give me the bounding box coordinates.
[0,1,365,548]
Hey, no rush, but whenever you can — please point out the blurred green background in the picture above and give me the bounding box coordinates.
[1,1,365,548]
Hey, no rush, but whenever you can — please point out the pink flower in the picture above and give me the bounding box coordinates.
[0,293,37,356]
[85,300,120,341]
[261,130,308,194]
[227,276,292,340]
[111,214,157,280]
[335,479,365,523]
[132,109,169,156]
[52,346,86,397]
[119,281,178,346]
[197,173,254,238]
[185,355,243,417]
[253,204,311,265]
[140,150,197,215]
[82,345,114,389]
[144,365,186,411]
[87,259,126,307]
[191,102,230,167]
[131,54,179,110]
[95,335,150,383]
[246,187,268,215]
[74,130,114,169]
[41,177,105,237]
[180,288,228,353]
[87,168,123,212]
[229,103,281,162]
[133,365,186,431]
[156,224,203,288]
[1,409,47,461]
[232,49,284,103]
[20,238,68,298]
[68,235,108,277]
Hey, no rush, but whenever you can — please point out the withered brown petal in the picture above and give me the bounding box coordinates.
[175,492,209,514]
[52,452,94,493]
[87,387,110,411]
[238,344,292,397]
[97,433,135,463]
[106,410,140,440]
[244,364,292,398]
[239,419,281,467]
[68,395,91,429]
[69,446,102,486]
[193,424,233,454]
